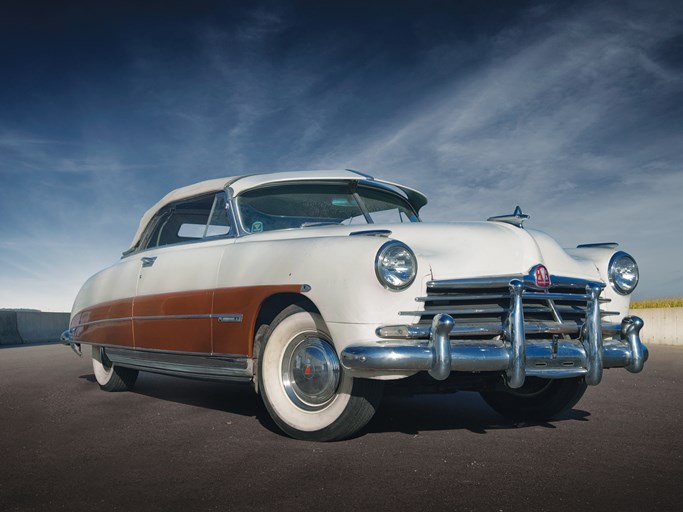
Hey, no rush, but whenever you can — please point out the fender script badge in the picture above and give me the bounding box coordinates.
[534,265,551,288]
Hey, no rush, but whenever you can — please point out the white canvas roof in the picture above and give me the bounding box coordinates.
[128,170,427,251]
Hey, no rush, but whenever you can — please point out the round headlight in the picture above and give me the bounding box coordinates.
[375,241,417,291]
[608,251,639,295]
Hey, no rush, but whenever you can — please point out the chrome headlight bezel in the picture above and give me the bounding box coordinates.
[375,241,417,291]
[608,251,639,295]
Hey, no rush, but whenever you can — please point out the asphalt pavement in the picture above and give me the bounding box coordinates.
[1,343,681,512]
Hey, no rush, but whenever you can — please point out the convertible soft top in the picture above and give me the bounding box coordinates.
[128,170,428,251]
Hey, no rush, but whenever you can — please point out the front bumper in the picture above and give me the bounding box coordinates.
[341,280,647,388]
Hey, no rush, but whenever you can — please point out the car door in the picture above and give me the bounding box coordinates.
[132,192,235,353]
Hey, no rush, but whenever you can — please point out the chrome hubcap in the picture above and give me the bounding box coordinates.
[282,334,340,411]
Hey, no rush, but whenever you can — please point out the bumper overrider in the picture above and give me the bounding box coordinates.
[341,279,647,388]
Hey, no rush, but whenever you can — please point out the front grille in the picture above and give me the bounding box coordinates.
[399,276,614,340]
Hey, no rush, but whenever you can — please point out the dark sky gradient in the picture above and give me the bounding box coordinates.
[1,0,681,310]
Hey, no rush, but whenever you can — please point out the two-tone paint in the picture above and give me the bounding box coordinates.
[65,170,645,385]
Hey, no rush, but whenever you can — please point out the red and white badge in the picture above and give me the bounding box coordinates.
[534,265,551,288]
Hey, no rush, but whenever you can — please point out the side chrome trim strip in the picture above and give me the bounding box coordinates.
[72,313,245,330]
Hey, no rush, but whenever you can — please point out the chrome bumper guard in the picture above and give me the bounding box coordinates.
[61,328,82,357]
[341,281,647,388]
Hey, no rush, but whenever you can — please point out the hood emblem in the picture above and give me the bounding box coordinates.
[534,265,551,288]
[487,206,529,228]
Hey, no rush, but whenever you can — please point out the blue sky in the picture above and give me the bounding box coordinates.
[1,0,681,311]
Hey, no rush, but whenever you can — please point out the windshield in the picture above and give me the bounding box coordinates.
[236,182,419,233]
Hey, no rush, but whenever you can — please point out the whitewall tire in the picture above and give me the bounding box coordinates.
[92,346,138,392]
[258,306,383,441]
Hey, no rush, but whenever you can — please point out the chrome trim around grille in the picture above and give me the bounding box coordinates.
[427,273,603,290]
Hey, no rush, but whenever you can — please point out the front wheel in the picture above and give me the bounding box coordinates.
[480,377,587,421]
[92,346,138,392]
[258,306,383,441]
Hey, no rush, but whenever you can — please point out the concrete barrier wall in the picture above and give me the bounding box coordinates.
[0,311,70,345]
[0,312,23,345]
[630,308,683,346]
[17,312,70,343]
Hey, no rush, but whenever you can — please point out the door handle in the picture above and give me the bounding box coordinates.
[141,256,157,268]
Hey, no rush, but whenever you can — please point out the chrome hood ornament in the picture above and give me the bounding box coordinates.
[487,206,529,228]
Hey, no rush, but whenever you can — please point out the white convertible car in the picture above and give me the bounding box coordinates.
[63,170,647,440]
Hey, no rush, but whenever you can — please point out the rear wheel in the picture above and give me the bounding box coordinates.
[92,346,138,392]
[480,377,587,421]
[258,306,383,441]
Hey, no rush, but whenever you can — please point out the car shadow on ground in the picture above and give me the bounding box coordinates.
[80,371,262,418]
[79,371,590,438]
[367,390,590,436]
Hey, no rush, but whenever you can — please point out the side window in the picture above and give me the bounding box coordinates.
[142,193,233,250]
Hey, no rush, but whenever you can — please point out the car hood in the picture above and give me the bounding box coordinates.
[380,222,599,282]
[240,221,601,283]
